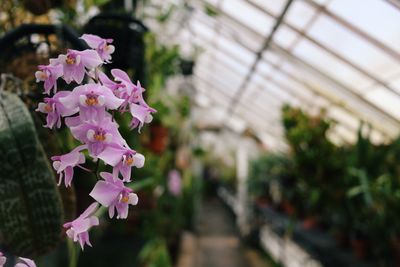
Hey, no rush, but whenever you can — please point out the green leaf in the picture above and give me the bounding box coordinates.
[0,92,63,257]
[204,3,219,17]
[347,186,363,198]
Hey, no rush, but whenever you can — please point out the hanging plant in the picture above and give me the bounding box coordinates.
[33,33,156,251]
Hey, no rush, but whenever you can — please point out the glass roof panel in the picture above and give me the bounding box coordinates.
[241,93,284,114]
[189,18,216,40]
[276,54,400,136]
[307,14,400,80]
[220,0,275,36]
[234,110,283,138]
[195,67,241,95]
[214,11,265,51]
[177,0,400,148]
[284,0,317,29]
[274,25,300,50]
[327,0,400,54]
[253,78,293,103]
[215,35,257,65]
[255,60,274,76]
[327,106,360,131]
[269,65,319,102]
[208,49,250,75]
[263,51,282,66]
[331,124,357,143]
[250,0,287,17]
[234,108,272,127]
[365,86,400,120]
[292,39,374,91]
[388,74,400,93]
[195,86,230,109]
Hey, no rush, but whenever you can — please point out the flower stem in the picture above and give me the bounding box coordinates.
[67,239,79,267]
[94,160,100,180]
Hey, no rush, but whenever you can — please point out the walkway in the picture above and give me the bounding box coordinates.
[194,197,270,267]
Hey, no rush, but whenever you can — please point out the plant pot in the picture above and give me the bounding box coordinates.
[281,200,295,216]
[302,216,319,230]
[351,236,369,260]
[180,59,195,76]
[333,229,349,248]
[149,124,169,154]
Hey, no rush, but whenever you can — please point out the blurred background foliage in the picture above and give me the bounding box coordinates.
[248,104,400,263]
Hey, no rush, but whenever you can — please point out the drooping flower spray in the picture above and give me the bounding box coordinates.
[36,34,156,249]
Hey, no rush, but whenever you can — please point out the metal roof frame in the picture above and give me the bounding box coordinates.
[187,3,400,138]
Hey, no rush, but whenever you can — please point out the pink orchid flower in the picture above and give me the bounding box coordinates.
[111,69,137,97]
[55,49,103,84]
[129,103,155,132]
[64,202,99,249]
[35,63,63,94]
[97,145,145,182]
[0,252,6,267]
[67,115,126,156]
[109,69,156,130]
[80,34,115,63]
[35,34,157,252]
[59,83,124,122]
[51,145,86,187]
[15,257,37,267]
[98,71,121,92]
[168,170,182,196]
[36,91,78,129]
[90,172,138,219]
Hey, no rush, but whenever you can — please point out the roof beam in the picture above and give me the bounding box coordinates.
[189,15,385,138]
[197,56,295,107]
[246,0,400,98]
[194,70,283,126]
[302,0,400,64]
[271,42,400,135]
[195,79,285,143]
[190,18,369,140]
[189,8,400,137]
[227,0,295,114]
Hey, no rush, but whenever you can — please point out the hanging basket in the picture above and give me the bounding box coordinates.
[84,13,147,83]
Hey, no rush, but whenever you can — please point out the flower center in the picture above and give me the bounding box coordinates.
[44,104,53,112]
[66,55,75,65]
[93,133,106,141]
[40,72,48,80]
[125,156,134,166]
[85,96,98,106]
[121,195,129,203]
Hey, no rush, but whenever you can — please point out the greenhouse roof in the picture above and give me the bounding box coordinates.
[159,0,400,151]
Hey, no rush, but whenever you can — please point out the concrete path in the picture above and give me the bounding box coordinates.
[195,197,264,267]
[176,197,271,267]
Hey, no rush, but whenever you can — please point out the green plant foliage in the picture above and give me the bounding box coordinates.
[204,3,219,17]
[0,92,63,257]
[250,104,400,261]
[282,104,347,218]
[139,238,172,267]
[248,154,294,201]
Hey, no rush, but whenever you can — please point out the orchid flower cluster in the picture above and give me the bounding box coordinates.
[35,34,156,249]
[0,252,36,267]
